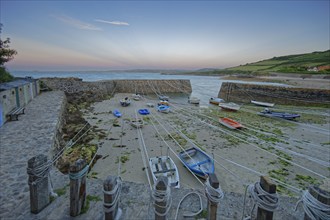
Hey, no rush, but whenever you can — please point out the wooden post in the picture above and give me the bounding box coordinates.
[27,154,50,213]
[304,185,330,220]
[104,176,121,220]
[69,159,87,217]
[207,173,220,220]
[257,176,277,220]
[155,176,168,220]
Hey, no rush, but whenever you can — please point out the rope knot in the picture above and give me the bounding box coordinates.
[205,177,224,204]
[248,181,279,212]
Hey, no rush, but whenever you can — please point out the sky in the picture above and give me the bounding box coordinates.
[1,0,329,71]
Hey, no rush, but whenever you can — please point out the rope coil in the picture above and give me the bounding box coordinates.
[103,177,122,213]
[295,190,330,220]
[69,165,89,180]
[27,160,52,185]
[205,178,224,204]
[151,180,172,217]
[248,181,279,213]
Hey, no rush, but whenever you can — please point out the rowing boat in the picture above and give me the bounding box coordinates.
[258,109,300,120]
[130,118,144,128]
[219,117,243,129]
[209,97,224,105]
[113,109,122,118]
[178,147,214,179]
[157,105,170,113]
[149,156,180,188]
[138,109,150,115]
[251,100,275,107]
[218,102,241,111]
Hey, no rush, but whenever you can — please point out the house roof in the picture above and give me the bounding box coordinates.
[0,77,38,92]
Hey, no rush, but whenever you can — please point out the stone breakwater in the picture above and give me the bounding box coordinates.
[41,78,192,95]
[219,82,330,106]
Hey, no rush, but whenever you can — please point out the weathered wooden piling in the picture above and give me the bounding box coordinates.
[155,176,169,220]
[103,176,121,220]
[304,185,330,220]
[257,176,277,220]
[27,154,50,213]
[207,173,220,220]
[69,159,87,217]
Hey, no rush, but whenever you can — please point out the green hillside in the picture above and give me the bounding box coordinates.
[187,50,330,75]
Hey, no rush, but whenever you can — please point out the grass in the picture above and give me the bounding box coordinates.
[295,174,320,189]
[81,195,102,214]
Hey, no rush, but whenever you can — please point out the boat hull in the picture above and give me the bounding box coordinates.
[251,100,275,107]
[219,117,243,129]
[149,156,180,188]
[258,111,300,120]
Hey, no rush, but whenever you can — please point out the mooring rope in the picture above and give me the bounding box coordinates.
[103,177,122,214]
[151,179,172,217]
[69,164,89,180]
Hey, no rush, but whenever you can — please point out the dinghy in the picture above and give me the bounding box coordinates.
[130,118,144,128]
[258,108,300,120]
[251,100,275,107]
[113,109,122,118]
[209,97,224,105]
[120,97,131,107]
[158,100,169,106]
[219,102,241,111]
[147,103,155,107]
[188,96,200,104]
[138,109,150,115]
[132,93,141,101]
[149,156,180,188]
[157,105,170,113]
[178,147,214,179]
[219,117,243,129]
[158,95,169,101]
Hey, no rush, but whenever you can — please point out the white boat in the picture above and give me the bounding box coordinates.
[149,156,180,188]
[219,102,241,111]
[132,94,141,101]
[188,96,200,104]
[209,97,224,105]
[158,95,169,101]
[251,100,275,107]
[147,103,155,107]
[130,118,144,128]
[120,97,131,107]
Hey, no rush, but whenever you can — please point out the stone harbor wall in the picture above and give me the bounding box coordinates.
[40,78,192,95]
[219,82,330,106]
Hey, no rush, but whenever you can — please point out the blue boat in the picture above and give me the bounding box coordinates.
[258,108,300,120]
[157,105,170,113]
[138,109,150,115]
[178,147,214,179]
[113,109,122,118]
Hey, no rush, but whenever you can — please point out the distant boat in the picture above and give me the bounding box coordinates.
[149,156,180,188]
[158,100,169,106]
[178,147,214,179]
[113,109,122,118]
[258,108,300,120]
[209,97,224,105]
[120,97,131,107]
[251,100,275,107]
[132,94,141,101]
[157,105,170,113]
[219,117,243,129]
[158,95,169,101]
[188,96,200,104]
[147,103,155,107]
[219,102,241,111]
[138,109,150,115]
[130,118,144,128]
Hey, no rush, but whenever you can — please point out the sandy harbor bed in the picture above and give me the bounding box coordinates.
[84,92,329,196]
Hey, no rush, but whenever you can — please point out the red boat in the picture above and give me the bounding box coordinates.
[219,117,243,129]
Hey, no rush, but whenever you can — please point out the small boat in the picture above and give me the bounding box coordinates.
[120,97,131,107]
[147,103,155,107]
[113,109,122,118]
[219,102,241,111]
[130,118,144,128]
[158,95,169,101]
[132,93,141,101]
[251,100,275,107]
[138,109,150,115]
[209,97,224,105]
[157,105,170,113]
[178,147,214,179]
[188,96,200,104]
[258,108,300,120]
[149,156,180,188]
[219,117,243,129]
[158,100,169,106]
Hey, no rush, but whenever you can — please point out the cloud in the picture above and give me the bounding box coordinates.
[95,19,129,26]
[52,15,102,31]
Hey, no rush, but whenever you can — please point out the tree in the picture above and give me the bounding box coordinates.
[0,23,17,83]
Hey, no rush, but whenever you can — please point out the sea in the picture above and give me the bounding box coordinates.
[11,71,288,105]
